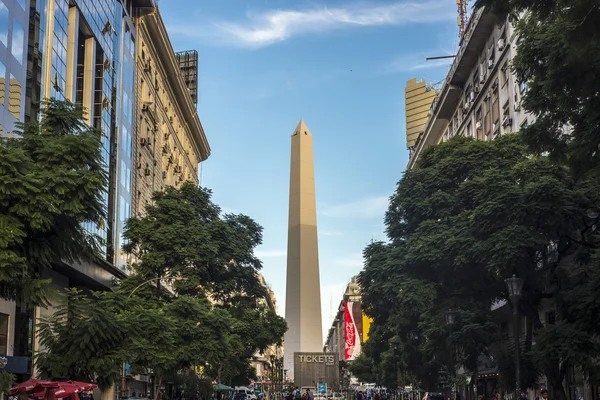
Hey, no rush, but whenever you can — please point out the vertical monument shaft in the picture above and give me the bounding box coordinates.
[284,120,323,379]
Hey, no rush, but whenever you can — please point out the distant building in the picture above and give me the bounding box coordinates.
[175,50,199,106]
[323,276,372,363]
[405,78,438,150]
[251,274,282,384]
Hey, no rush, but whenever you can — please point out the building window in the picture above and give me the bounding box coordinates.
[9,74,22,119]
[467,122,473,138]
[11,18,25,64]
[0,5,7,48]
[0,60,5,106]
[0,313,8,355]
[519,80,528,95]
[501,65,509,89]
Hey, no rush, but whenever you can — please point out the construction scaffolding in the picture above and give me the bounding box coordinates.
[175,50,198,105]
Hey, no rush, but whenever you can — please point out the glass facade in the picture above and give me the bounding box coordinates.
[22,0,138,270]
[112,1,135,270]
[0,0,29,134]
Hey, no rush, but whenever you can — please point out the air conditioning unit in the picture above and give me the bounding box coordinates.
[142,102,152,112]
[136,162,142,169]
[143,61,151,72]
[474,84,480,94]
[164,132,170,140]
[476,121,482,130]
[464,101,471,110]
[492,79,499,89]
[140,138,148,146]
[479,74,486,84]
[174,165,182,174]
[144,167,151,176]
[497,38,506,51]
[502,116,513,127]
[488,59,494,69]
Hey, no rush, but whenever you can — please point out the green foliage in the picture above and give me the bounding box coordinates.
[123,183,267,301]
[0,371,15,395]
[0,99,107,305]
[121,183,286,386]
[359,135,600,393]
[348,354,375,384]
[35,289,129,389]
[473,0,600,176]
[35,183,286,392]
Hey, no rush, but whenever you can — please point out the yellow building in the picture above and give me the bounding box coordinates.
[132,7,210,216]
[405,78,438,150]
[252,273,282,382]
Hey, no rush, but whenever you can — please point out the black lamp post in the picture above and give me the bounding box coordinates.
[392,340,400,396]
[505,274,524,400]
[445,310,456,399]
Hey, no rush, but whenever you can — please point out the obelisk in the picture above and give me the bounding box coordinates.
[284,120,323,380]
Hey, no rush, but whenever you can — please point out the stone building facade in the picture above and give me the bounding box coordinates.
[132,8,210,218]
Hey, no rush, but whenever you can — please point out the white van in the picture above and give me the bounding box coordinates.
[234,387,257,400]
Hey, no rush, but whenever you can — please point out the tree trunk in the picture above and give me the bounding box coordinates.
[154,375,163,400]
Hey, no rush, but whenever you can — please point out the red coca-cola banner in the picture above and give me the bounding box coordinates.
[344,302,362,360]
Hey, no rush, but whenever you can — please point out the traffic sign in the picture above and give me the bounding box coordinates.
[317,384,327,395]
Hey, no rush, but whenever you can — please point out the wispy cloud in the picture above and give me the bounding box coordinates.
[255,249,286,258]
[173,1,456,48]
[320,230,345,237]
[320,196,389,219]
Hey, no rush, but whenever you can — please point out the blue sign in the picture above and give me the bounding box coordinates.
[317,384,327,396]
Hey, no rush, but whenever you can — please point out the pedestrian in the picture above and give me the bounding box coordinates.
[535,390,549,400]
[521,391,529,400]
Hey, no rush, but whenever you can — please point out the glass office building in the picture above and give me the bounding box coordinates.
[0,0,29,135]
[23,0,140,273]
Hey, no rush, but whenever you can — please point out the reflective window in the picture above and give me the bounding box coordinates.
[120,160,127,188]
[0,60,5,105]
[0,3,8,48]
[11,18,24,64]
[9,74,21,119]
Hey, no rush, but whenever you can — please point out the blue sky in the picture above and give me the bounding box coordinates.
[161,0,458,342]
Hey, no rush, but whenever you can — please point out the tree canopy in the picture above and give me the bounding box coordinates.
[36,183,286,397]
[474,0,600,177]
[358,135,600,398]
[0,99,107,306]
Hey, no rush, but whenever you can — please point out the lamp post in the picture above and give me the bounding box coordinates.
[392,340,400,399]
[505,274,524,400]
[445,310,456,400]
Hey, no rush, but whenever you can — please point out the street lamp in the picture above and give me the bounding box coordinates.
[392,340,400,395]
[445,310,456,399]
[505,274,524,400]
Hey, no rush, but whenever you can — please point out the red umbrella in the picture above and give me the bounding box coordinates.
[51,383,82,399]
[68,382,98,391]
[30,383,82,400]
[10,379,60,395]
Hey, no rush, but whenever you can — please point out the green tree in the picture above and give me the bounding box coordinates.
[35,289,129,389]
[473,0,600,176]
[121,183,286,390]
[35,183,286,395]
[360,135,600,399]
[0,99,107,305]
